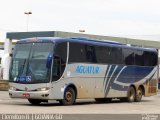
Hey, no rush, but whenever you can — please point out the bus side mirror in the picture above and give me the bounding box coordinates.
[46,53,52,69]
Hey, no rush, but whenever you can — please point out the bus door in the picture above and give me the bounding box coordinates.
[52,56,61,81]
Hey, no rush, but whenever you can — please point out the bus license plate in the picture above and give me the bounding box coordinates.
[22,93,30,98]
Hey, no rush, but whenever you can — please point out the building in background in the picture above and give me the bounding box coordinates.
[0,41,16,80]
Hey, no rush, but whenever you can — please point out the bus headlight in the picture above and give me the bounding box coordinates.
[9,86,17,91]
[37,87,49,91]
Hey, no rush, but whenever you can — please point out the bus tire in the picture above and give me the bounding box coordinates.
[59,87,76,105]
[28,99,41,105]
[135,87,143,102]
[127,86,136,102]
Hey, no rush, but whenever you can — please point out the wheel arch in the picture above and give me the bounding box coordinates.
[129,84,136,92]
[138,85,145,95]
[64,83,77,99]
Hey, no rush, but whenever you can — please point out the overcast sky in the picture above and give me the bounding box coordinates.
[0,0,160,40]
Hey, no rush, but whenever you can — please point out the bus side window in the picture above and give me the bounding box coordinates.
[123,48,134,65]
[52,57,60,76]
[52,56,61,81]
[52,42,67,81]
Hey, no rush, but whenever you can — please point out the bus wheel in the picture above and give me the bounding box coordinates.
[28,99,41,105]
[135,87,143,102]
[127,87,136,102]
[60,87,76,105]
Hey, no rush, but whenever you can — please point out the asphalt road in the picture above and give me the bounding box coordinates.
[0,91,160,120]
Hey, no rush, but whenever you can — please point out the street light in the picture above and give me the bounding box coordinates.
[24,11,32,31]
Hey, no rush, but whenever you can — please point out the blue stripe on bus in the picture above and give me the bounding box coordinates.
[116,66,154,83]
[104,65,124,96]
[111,83,128,91]
[111,72,155,91]
[103,65,155,96]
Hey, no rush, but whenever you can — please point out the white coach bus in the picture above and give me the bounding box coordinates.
[9,37,158,105]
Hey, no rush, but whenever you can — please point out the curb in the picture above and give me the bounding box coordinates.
[0,80,8,91]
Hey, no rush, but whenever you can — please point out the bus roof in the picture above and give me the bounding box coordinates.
[18,37,157,53]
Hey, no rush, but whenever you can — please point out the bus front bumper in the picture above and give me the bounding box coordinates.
[8,90,50,100]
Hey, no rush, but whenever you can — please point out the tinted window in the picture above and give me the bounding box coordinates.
[150,52,158,66]
[85,45,97,63]
[110,47,122,64]
[144,51,157,66]
[69,42,123,64]
[69,42,86,63]
[53,42,67,81]
[95,46,111,64]
[55,42,67,63]
[69,42,96,63]
[135,50,144,66]
[69,42,157,66]
[95,46,122,64]
[123,48,134,65]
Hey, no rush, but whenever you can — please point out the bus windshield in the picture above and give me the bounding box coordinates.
[9,42,54,83]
